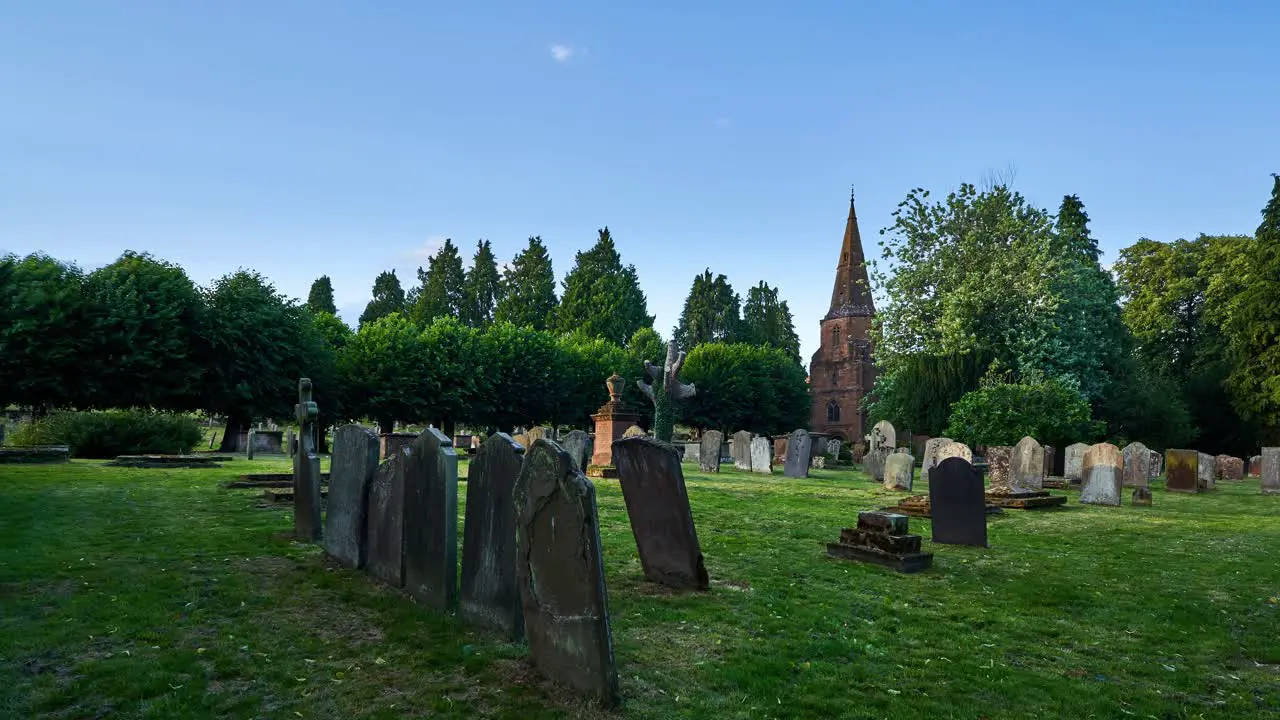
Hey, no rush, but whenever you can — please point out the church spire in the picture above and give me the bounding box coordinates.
[825,186,875,320]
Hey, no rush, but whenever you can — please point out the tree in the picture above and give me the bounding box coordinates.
[944,375,1095,450]
[306,275,337,315]
[548,332,628,429]
[340,313,429,434]
[678,343,810,435]
[494,236,557,330]
[310,311,354,452]
[555,227,654,344]
[469,322,558,431]
[673,269,741,349]
[865,350,995,437]
[82,251,208,411]
[359,270,405,328]
[409,239,466,325]
[740,281,802,364]
[461,239,502,327]
[418,316,479,437]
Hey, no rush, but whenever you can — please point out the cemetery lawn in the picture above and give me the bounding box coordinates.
[2,461,1279,719]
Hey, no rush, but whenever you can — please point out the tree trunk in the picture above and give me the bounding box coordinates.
[378,418,395,435]
[218,414,249,452]
[442,417,456,439]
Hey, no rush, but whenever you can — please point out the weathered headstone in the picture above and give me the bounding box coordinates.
[699,430,723,473]
[783,429,811,478]
[287,429,297,457]
[560,429,591,472]
[1216,455,1244,481]
[682,442,700,463]
[862,447,889,482]
[1148,449,1163,479]
[928,457,987,547]
[324,425,379,569]
[984,446,1015,495]
[1121,442,1151,488]
[366,449,407,587]
[1064,442,1090,483]
[921,437,953,477]
[1165,449,1199,492]
[515,440,621,708]
[811,455,826,469]
[527,426,555,444]
[460,433,525,639]
[612,437,709,591]
[1248,454,1262,478]
[1042,445,1055,478]
[622,425,646,439]
[883,453,914,491]
[1132,486,1153,507]
[870,420,896,452]
[935,440,973,464]
[1197,452,1216,491]
[749,436,772,474]
[826,438,842,457]
[1260,448,1279,495]
[293,378,322,541]
[246,429,257,460]
[403,428,459,612]
[1011,437,1045,492]
[1080,443,1122,506]
[731,431,753,470]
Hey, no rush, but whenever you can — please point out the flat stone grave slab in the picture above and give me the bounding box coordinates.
[263,488,328,503]
[985,490,1067,510]
[1042,476,1070,489]
[881,495,1003,519]
[612,436,709,591]
[106,454,217,468]
[825,511,933,573]
[224,473,331,489]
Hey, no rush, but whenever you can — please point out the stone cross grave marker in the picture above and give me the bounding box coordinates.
[732,431,752,471]
[783,429,811,478]
[403,428,459,612]
[1121,442,1151,488]
[1064,442,1090,483]
[559,429,591,472]
[1165,449,1199,492]
[928,456,988,547]
[698,430,723,473]
[324,424,379,569]
[366,447,408,587]
[461,432,525,639]
[749,436,772,474]
[1011,436,1045,491]
[1080,443,1122,506]
[883,452,914,491]
[612,437,710,591]
[293,378,322,541]
[1260,448,1279,495]
[515,439,621,708]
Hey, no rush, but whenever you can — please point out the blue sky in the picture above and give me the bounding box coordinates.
[2,2,1277,363]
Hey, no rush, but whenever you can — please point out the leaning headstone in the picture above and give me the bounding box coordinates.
[402,429,459,612]
[731,431,753,470]
[515,440,621,708]
[1197,452,1216,491]
[460,433,525,639]
[293,379,322,541]
[1260,448,1280,495]
[984,446,1015,495]
[1148,449,1163,479]
[612,437,709,591]
[324,425,379,569]
[1248,454,1262,478]
[366,450,407,587]
[921,437,953,477]
[1132,486,1153,507]
[560,429,591,472]
[928,457,987,547]
[1216,455,1244,481]
[1080,443,1122,506]
[783,429,812,478]
[883,453,914,491]
[1011,437,1045,492]
[870,420,896,452]
[749,436,773,474]
[699,430,723,473]
[1165,449,1199,492]
[1064,442,1090,483]
[1121,442,1151,488]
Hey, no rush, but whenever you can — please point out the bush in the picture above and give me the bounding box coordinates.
[944,378,1096,449]
[10,410,204,458]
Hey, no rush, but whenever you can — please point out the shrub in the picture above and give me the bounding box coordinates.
[10,410,204,458]
[944,378,1096,449]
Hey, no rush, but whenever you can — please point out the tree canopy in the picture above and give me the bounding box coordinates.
[410,239,466,326]
[555,227,654,344]
[306,275,337,315]
[494,236,557,330]
[740,281,802,365]
[461,239,501,327]
[673,269,741,349]
[359,270,406,328]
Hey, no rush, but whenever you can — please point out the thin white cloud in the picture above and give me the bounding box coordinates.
[409,235,448,261]
[550,44,574,63]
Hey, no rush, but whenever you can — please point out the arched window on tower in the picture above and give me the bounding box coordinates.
[826,400,841,423]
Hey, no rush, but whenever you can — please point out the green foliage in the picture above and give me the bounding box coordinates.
[359,270,406,328]
[410,239,466,326]
[944,377,1094,449]
[673,269,741,348]
[461,240,501,328]
[740,281,802,365]
[547,332,628,429]
[308,312,353,435]
[555,227,654,345]
[679,343,810,435]
[418,316,479,436]
[339,313,431,433]
[11,410,203,458]
[469,322,558,431]
[493,236,557,330]
[306,275,337,315]
[865,350,994,436]
[82,251,208,411]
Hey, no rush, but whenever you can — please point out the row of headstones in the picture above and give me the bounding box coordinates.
[676,429,828,479]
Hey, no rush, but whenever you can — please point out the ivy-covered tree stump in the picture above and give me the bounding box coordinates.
[637,341,696,443]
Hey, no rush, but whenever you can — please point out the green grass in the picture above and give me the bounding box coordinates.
[2,457,1278,719]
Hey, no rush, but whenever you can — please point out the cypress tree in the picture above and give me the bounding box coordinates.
[494,236,558,330]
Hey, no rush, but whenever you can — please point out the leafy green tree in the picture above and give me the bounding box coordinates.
[419,316,479,437]
[469,322,558,431]
[679,343,809,435]
[410,239,467,326]
[82,251,208,411]
[740,281,802,364]
[549,332,628,429]
[339,312,429,434]
[306,275,337,315]
[673,269,741,348]
[310,311,354,452]
[359,270,406,328]
[944,376,1095,449]
[461,240,502,327]
[865,350,995,437]
[555,227,654,344]
[494,236,557,330]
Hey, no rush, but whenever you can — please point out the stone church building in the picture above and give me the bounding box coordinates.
[808,189,876,442]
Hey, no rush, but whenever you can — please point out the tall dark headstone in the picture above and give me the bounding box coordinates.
[403,428,458,612]
[324,424,379,569]
[460,433,525,639]
[1165,449,1199,493]
[698,430,723,473]
[515,440,621,708]
[611,436,710,591]
[783,429,812,478]
[293,378,322,541]
[366,450,407,587]
[731,430,753,470]
[928,457,988,547]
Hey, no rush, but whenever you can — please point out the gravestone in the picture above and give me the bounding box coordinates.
[699,430,723,473]
[1011,437,1045,491]
[366,449,408,586]
[515,440,621,708]
[921,437,953,477]
[293,378,323,541]
[1064,442,1090,482]
[732,431,753,470]
[403,428,459,612]
[560,429,591,472]
[379,432,418,461]
[622,425,646,439]
[612,437,709,591]
[825,511,933,573]
[772,436,788,466]
[1149,449,1163,479]
[928,457,987,547]
[870,420,896,452]
[527,426,555,444]
[1165,449,1199,492]
[1216,455,1244,481]
[1248,454,1262,478]
[246,429,256,460]
[749,436,772,474]
[883,453,914,491]
[862,447,889,482]
[811,455,826,469]
[287,429,296,457]
[461,433,525,639]
[1121,442,1151,488]
[935,440,973,464]
[324,425,379,569]
[1042,445,1055,478]
[783,429,811,478]
[1080,443,1122,506]
[1260,448,1279,495]
[826,438,842,457]
[984,446,1015,494]
[1197,452,1216,491]
[682,442,700,464]
[1132,487,1153,507]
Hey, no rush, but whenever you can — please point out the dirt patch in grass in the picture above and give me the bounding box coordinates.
[490,657,621,720]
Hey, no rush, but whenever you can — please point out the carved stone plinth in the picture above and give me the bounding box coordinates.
[589,374,640,472]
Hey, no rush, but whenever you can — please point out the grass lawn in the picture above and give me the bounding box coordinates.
[2,457,1278,719]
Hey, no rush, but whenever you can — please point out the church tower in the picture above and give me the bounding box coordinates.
[809,187,876,442]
